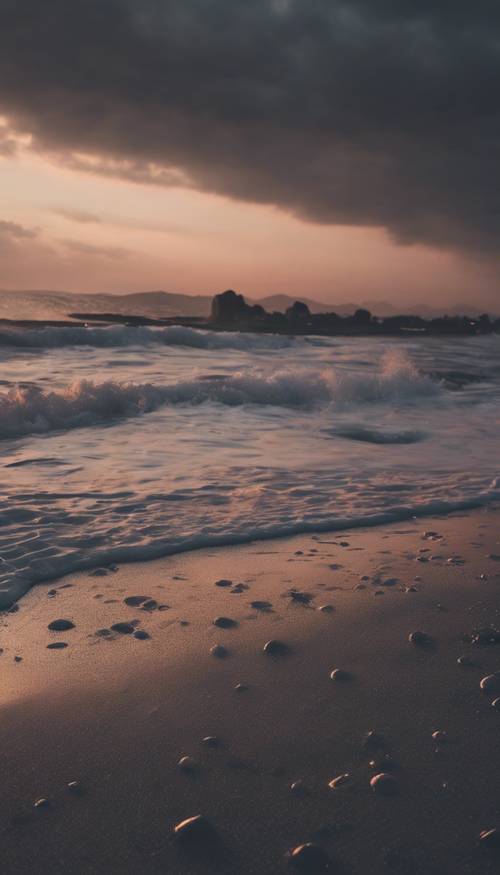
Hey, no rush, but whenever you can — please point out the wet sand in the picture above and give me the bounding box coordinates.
[1,508,500,873]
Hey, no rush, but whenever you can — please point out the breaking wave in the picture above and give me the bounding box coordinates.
[0,351,441,440]
[0,324,294,351]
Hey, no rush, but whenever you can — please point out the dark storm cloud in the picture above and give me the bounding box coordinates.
[1,0,499,253]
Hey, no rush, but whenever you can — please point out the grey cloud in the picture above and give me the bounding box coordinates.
[62,239,130,259]
[51,207,102,224]
[1,1,500,254]
[0,220,37,240]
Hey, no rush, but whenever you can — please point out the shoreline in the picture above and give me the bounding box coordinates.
[1,497,498,610]
[2,508,500,872]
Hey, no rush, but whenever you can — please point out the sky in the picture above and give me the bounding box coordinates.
[0,0,499,310]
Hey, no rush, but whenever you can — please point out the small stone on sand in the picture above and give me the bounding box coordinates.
[133,630,150,640]
[328,773,351,789]
[201,736,220,748]
[213,616,237,629]
[432,730,447,743]
[330,668,351,682]
[250,600,272,611]
[263,639,289,655]
[173,815,217,845]
[47,642,68,650]
[124,595,150,607]
[370,773,398,796]
[289,842,331,871]
[215,579,232,587]
[48,619,75,632]
[480,673,500,694]
[67,781,83,795]
[318,604,334,613]
[210,644,228,658]
[290,780,308,797]
[234,683,248,692]
[479,828,500,848]
[110,622,135,635]
[408,630,431,646]
[34,798,50,810]
[491,697,500,711]
[178,756,197,773]
[457,654,474,666]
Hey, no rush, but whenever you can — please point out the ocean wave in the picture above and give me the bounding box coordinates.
[0,323,294,351]
[0,353,441,441]
[0,352,440,440]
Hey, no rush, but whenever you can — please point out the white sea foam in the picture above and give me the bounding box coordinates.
[0,323,294,350]
[0,353,440,440]
[0,474,498,609]
[1,334,498,609]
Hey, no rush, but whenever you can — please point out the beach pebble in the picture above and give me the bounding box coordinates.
[328,773,351,789]
[250,600,272,611]
[480,673,500,694]
[370,773,398,796]
[141,599,158,612]
[215,579,233,588]
[201,736,220,748]
[318,604,334,613]
[48,619,75,632]
[408,630,431,646]
[178,756,197,773]
[457,654,474,666]
[47,642,68,650]
[124,595,150,607]
[111,622,135,635]
[479,828,500,848]
[210,644,228,658]
[66,781,84,795]
[289,842,331,871]
[491,697,500,711]
[234,683,248,693]
[290,780,308,797]
[432,730,447,743]
[33,798,50,810]
[133,630,150,640]
[263,639,289,655]
[213,616,237,629]
[173,815,217,844]
[330,668,351,682]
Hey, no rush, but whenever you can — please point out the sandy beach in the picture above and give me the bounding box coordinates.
[0,508,499,873]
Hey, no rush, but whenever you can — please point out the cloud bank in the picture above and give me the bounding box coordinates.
[1,0,499,254]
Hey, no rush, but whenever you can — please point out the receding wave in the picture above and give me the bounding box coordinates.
[0,324,294,351]
[0,353,441,440]
[0,478,498,609]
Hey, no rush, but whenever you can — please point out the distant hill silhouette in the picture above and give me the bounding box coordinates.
[0,288,497,322]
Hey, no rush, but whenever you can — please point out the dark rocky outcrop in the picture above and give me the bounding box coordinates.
[210,290,265,325]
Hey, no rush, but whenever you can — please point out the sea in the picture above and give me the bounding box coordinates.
[1,299,499,607]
